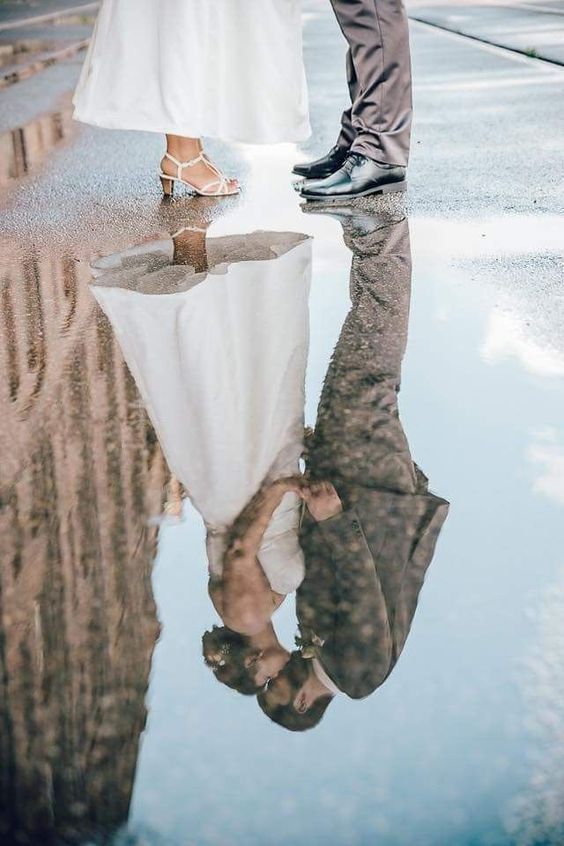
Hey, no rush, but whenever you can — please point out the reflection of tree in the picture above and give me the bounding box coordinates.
[0,241,169,844]
[505,570,564,846]
[0,93,74,187]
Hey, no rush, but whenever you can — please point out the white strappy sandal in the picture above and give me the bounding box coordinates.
[159,151,240,198]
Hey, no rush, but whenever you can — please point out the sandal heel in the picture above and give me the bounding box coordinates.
[160,175,174,197]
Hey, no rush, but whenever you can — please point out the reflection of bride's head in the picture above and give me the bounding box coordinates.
[202,626,264,696]
[202,622,293,697]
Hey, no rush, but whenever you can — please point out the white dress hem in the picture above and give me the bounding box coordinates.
[72,107,312,145]
[72,0,311,147]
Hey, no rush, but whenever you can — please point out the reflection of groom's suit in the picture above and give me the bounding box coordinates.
[298,209,449,699]
[331,0,412,166]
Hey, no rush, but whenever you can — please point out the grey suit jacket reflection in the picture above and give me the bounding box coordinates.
[298,208,449,699]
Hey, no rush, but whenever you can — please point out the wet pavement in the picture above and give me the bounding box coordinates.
[1,1,564,845]
[408,0,564,64]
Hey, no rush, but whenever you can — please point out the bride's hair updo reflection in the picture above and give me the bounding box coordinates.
[202,626,263,696]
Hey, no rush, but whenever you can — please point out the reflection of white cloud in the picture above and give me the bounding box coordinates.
[413,215,564,261]
[527,429,564,506]
[505,568,564,845]
[481,312,564,377]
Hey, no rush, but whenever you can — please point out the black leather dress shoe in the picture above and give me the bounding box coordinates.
[299,153,406,200]
[292,145,350,179]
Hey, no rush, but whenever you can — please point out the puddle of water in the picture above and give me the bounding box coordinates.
[0,92,74,185]
[1,147,563,846]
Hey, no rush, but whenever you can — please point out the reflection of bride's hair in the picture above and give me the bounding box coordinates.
[202,626,262,696]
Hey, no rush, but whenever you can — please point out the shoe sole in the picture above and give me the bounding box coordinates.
[300,180,407,201]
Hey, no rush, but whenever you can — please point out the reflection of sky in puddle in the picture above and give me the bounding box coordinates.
[1,130,563,844]
[120,195,564,845]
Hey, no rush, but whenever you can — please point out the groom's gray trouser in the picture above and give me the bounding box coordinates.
[330,0,412,166]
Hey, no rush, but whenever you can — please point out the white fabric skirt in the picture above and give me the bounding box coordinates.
[73,0,311,144]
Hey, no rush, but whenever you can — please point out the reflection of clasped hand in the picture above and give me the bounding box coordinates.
[302,481,343,523]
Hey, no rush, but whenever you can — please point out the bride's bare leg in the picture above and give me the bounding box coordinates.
[172,224,209,272]
[161,134,238,193]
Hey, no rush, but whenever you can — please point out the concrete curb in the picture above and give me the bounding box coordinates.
[409,14,564,68]
[0,2,99,33]
[0,38,89,91]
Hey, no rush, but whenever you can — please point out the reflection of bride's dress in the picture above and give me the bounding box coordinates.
[91,231,312,594]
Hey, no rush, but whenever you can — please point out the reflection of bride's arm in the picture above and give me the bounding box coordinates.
[209,477,303,635]
[230,476,303,552]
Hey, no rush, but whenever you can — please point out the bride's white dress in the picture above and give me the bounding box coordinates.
[90,231,312,595]
[73,0,311,143]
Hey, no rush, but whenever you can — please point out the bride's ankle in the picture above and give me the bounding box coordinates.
[165,135,202,162]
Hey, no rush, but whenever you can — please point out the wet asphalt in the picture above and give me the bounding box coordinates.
[408,0,564,64]
[0,1,562,224]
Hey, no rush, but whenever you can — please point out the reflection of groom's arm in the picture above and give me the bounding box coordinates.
[390,497,449,659]
[302,512,393,698]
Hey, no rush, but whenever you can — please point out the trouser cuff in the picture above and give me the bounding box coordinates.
[350,133,409,168]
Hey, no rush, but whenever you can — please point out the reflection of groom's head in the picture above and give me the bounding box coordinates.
[257,652,333,732]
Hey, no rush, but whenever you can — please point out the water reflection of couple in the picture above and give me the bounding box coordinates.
[92,199,448,732]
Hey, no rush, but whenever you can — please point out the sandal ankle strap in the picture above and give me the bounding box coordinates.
[164,151,206,178]
[171,225,207,237]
